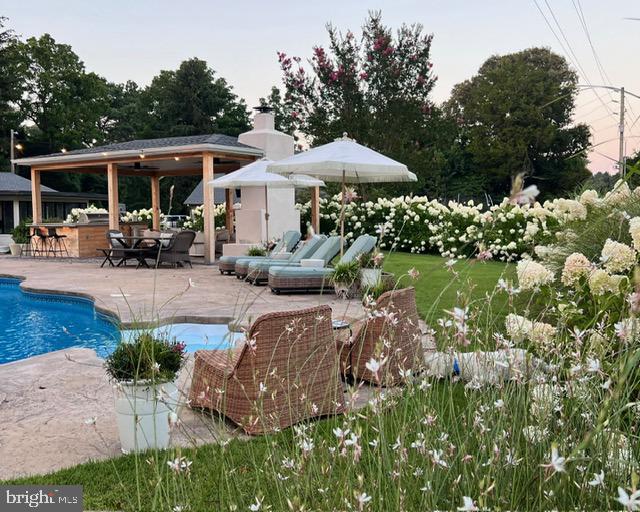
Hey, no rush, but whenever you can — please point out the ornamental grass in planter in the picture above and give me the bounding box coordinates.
[105,333,186,453]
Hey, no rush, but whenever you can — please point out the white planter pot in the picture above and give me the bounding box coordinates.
[360,268,382,288]
[114,380,179,453]
[9,243,22,257]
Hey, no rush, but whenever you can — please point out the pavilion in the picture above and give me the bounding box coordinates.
[12,134,264,264]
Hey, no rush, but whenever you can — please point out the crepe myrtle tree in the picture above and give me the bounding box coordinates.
[275,12,442,196]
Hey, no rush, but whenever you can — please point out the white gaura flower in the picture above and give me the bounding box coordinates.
[249,496,262,511]
[457,496,478,511]
[365,357,387,376]
[83,417,97,426]
[542,444,566,473]
[588,470,604,487]
[616,487,640,511]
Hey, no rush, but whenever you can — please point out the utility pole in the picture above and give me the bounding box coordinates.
[578,84,640,177]
[10,130,15,174]
[619,87,626,176]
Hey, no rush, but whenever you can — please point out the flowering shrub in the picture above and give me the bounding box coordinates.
[181,203,231,231]
[120,208,165,229]
[64,204,108,223]
[298,194,565,261]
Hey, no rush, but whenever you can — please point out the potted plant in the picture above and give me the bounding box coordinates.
[247,245,268,257]
[105,333,186,453]
[358,251,384,288]
[10,218,31,256]
[331,260,361,299]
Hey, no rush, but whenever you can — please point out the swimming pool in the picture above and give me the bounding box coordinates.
[0,278,239,364]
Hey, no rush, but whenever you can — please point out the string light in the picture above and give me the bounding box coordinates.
[60,148,67,153]
[140,150,145,159]
[174,156,180,161]
[15,143,23,150]
[101,152,108,156]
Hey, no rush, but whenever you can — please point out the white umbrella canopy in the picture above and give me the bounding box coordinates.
[208,159,325,240]
[266,134,417,183]
[267,134,416,253]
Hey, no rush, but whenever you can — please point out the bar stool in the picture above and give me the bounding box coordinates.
[20,230,36,257]
[47,227,69,258]
[33,228,50,257]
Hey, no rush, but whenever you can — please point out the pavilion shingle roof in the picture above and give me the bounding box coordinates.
[24,134,259,159]
[184,178,240,205]
[0,172,56,193]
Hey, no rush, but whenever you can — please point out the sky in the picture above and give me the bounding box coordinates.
[3,0,640,173]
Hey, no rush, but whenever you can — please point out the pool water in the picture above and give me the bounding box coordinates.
[121,323,242,352]
[0,278,238,364]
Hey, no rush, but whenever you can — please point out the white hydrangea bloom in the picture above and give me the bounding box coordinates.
[600,239,636,273]
[629,217,640,251]
[588,269,625,296]
[561,252,592,286]
[516,260,554,290]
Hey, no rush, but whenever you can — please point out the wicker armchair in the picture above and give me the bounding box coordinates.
[189,305,344,434]
[338,287,424,386]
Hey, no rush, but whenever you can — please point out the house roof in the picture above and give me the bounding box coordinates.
[0,172,55,193]
[184,177,240,205]
[13,134,263,166]
[0,172,107,201]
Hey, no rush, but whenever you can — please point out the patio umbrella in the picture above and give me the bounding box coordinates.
[267,134,416,253]
[209,159,324,241]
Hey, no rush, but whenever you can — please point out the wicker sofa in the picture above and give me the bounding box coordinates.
[189,305,345,434]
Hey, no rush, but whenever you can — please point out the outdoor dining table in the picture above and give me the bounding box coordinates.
[99,236,164,268]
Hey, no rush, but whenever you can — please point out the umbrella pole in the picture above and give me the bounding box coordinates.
[340,170,346,256]
[264,185,269,243]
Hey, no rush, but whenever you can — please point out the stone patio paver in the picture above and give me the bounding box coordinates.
[0,256,369,480]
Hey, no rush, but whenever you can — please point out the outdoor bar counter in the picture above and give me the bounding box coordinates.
[29,222,145,258]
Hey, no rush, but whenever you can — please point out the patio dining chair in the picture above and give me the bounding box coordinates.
[154,230,196,268]
[99,230,131,267]
[336,287,424,386]
[189,305,344,435]
[218,230,301,275]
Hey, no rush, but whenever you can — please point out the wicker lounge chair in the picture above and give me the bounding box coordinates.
[239,235,332,283]
[337,287,424,386]
[218,230,301,275]
[268,234,377,294]
[189,305,344,434]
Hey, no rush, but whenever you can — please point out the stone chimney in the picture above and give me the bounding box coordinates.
[238,106,294,161]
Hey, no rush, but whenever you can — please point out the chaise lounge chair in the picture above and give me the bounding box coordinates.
[336,287,424,386]
[268,234,377,294]
[235,234,327,281]
[188,305,344,434]
[218,230,301,275]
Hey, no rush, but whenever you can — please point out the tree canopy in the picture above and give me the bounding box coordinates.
[447,47,591,199]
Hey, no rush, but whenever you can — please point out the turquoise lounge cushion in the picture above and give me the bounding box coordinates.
[338,234,377,264]
[246,235,326,272]
[308,236,341,264]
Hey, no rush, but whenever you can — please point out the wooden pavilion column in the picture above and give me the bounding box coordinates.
[202,153,216,264]
[150,174,161,231]
[225,188,234,233]
[107,162,120,230]
[310,185,320,235]
[30,168,42,224]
